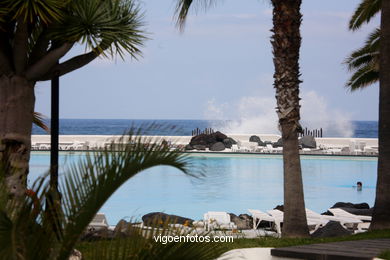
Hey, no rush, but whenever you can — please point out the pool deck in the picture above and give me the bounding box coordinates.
[31,135,378,156]
[271,238,390,259]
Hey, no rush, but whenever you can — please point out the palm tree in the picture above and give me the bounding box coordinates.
[345,0,390,230]
[371,0,390,230]
[345,0,380,90]
[175,0,309,238]
[0,133,225,259]
[0,0,146,198]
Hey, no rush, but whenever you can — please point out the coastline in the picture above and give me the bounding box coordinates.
[31,134,379,156]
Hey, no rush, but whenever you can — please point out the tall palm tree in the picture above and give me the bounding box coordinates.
[0,133,225,259]
[345,0,380,90]
[0,0,146,198]
[175,0,309,238]
[345,0,390,229]
[371,0,390,230]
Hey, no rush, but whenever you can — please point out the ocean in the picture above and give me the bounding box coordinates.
[32,119,378,138]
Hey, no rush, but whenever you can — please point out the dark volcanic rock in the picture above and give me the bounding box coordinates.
[223,138,237,148]
[299,136,317,149]
[311,221,352,238]
[274,205,284,212]
[210,142,226,151]
[321,210,333,216]
[249,135,265,146]
[185,144,194,151]
[189,131,228,148]
[142,212,193,227]
[229,213,252,229]
[273,138,283,148]
[114,219,131,236]
[193,145,207,151]
[331,202,370,210]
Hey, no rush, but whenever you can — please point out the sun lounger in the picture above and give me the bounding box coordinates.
[307,208,364,231]
[248,209,277,230]
[204,211,237,231]
[328,208,372,222]
[267,209,328,234]
[329,208,371,231]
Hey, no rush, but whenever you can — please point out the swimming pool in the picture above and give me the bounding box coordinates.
[29,152,377,225]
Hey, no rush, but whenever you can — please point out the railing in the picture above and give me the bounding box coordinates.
[191,127,215,136]
[298,127,323,138]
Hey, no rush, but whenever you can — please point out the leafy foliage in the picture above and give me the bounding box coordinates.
[175,0,218,30]
[345,0,381,90]
[0,0,146,80]
[0,132,222,259]
[2,0,69,24]
[33,112,49,133]
[345,28,380,90]
[349,0,381,31]
[50,0,146,59]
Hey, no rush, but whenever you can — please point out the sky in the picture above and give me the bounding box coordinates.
[34,0,380,123]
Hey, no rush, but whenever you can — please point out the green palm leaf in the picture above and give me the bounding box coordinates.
[345,28,379,90]
[80,227,226,260]
[346,63,379,91]
[175,0,218,30]
[56,131,192,259]
[50,0,146,59]
[349,0,381,31]
[3,0,70,24]
[0,128,219,259]
[33,111,50,133]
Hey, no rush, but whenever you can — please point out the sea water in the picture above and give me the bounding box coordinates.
[32,119,378,138]
[29,152,377,225]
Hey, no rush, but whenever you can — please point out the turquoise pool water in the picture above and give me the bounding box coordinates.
[29,152,377,225]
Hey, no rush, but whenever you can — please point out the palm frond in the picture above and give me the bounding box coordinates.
[80,225,226,260]
[50,0,147,60]
[349,0,381,31]
[345,28,379,90]
[346,63,379,91]
[175,0,219,31]
[33,111,50,133]
[56,131,191,259]
[0,128,202,259]
[2,0,70,24]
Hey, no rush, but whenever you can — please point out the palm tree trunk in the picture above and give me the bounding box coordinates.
[371,0,390,230]
[0,75,35,198]
[271,0,309,237]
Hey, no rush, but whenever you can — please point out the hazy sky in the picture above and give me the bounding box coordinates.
[34,0,379,122]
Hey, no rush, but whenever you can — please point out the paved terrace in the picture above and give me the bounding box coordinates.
[271,238,390,260]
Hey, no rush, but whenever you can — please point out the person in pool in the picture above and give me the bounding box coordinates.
[356,181,362,191]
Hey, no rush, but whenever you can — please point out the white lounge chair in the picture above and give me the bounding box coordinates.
[88,213,109,231]
[267,209,328,234]
[248,209,277,231]
[204,211,237,231]
[307,208,364,231]
[328,208,372,222]
[329,208,371,231]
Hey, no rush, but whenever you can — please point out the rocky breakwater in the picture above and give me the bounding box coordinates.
[185,131,237,151]
[185,132,318,152]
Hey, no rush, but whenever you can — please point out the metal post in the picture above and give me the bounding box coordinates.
[50,75,59,191]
